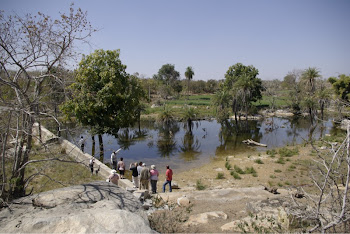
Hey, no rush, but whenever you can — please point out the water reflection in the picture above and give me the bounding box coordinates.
[46,116,336,172]
[179,132,201,161]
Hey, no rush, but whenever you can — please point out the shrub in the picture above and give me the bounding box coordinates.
[278,147,299,157]
[245,167,257,174]
[196,180,206,190]
[225,161,232,170]
[254,159,264,164]
[216,172,224,179]
[231,171,241,179]
[234,165,245,174]
[276,157,285,164]
[266,149,277,157]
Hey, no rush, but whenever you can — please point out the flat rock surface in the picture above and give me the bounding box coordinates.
[0,181,153,233]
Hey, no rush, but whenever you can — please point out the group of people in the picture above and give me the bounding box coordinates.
[108,149,173,193]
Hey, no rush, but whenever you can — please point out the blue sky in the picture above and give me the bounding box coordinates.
[2,0,350,80]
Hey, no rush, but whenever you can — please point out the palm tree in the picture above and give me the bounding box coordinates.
[302,67,320,94]
[185,66,194,99]
[183,107,198,134]
[302,67,321,122]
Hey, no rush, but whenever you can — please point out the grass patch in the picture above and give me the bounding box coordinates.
[266,149,277,157]
[278,147,299,157]
[231,171,241,180]
[254,159,264,164]
[274,169,282,173]
[270,175,276,179]
[225,161,232,170]
[196,179,206,190]
[276,157,285,164]
[234,165,245,174]
[278,182,283,187]
[216,172,225,179]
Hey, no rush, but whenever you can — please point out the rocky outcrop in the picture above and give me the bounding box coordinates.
[0,181,154,233]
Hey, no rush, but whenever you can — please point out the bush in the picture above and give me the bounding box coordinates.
[276,157,285,164]
[279,147,299,157]
[196,180,206,190]
[254,159,264,164]
[216,172,224,179]
[231,171,241,179]
[266,149,277,157]
[225,161,232,170]
[234,165,245,174]
[245,167,257,174]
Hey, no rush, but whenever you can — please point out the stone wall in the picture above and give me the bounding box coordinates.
[32,123,134,189]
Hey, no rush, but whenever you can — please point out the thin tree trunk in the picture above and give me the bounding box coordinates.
[98,134,104,162]
[91,135,95,157]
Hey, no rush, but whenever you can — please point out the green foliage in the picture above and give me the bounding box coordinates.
[196,180,206,190]
[216,172,225,179]
[225,161,232,170]
[270,175,276,179]
[266,149,277,157]
[254,159,264,164]
[278,147,299,157]
[231,171,241,179]
[329,74,350,101]
[234,165,245,174]
[245,167,257,174]
[158,105,175,125]
[276,157,285,164]
[274,169,282,173]
[61,49,146,135]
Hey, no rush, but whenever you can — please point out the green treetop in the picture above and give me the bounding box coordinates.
[61,49,146,136]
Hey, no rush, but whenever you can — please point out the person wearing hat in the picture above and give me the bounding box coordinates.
[107,170,119,185]
[111,148,121,170]
[140,163,150,190]
[150,165,159,194]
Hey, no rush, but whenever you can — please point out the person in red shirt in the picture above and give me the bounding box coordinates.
[163,165,173,192]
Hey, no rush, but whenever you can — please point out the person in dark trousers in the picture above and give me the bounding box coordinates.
[130,162,139,188]
[89,157,95,175]
[163,165,173,192]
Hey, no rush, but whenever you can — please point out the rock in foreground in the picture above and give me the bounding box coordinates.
[0,181,154,233]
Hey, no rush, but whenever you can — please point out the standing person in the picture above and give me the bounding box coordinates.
[150,165,159,194]
[140,163,150,190]
[89,157,95,175]
[110,148,121,170]
[130,162,139,188]
[163,165,173,193]
[78,136,86,152]
[107,170,119,185]
[137,162,143,189]
[117,157,125,179]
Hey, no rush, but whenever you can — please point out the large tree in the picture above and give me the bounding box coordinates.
[62,49,146,159]
[0,6,94,200]
[221,63,264,123]
[153,64,180,99]
[301,67,321,122]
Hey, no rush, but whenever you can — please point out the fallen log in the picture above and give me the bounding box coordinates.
[242,139,267,147]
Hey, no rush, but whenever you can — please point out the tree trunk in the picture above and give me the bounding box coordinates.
[91,135,95,157]
[98,134,104,162]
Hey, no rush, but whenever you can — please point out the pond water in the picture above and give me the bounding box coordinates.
[52,116,336,174]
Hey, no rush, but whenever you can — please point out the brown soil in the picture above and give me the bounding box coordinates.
[151,144,316,233]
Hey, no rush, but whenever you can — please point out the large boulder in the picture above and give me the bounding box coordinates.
[0,181,154,233]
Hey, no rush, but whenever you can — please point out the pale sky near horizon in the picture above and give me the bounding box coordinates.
[2,0,350,81]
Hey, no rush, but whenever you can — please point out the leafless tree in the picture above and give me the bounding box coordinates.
[0,5,95,201]
[290,124,350,232]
